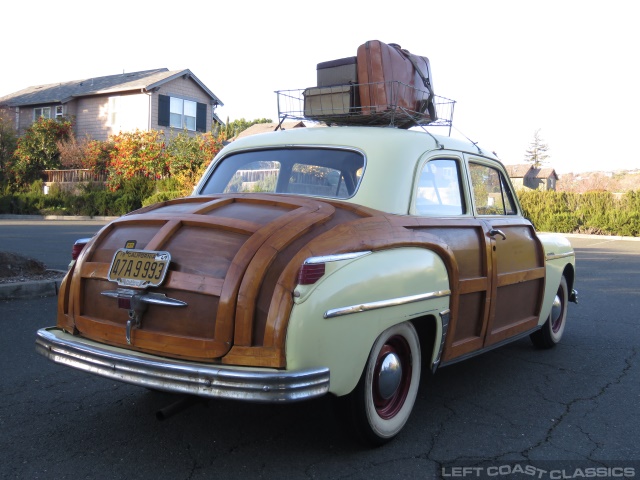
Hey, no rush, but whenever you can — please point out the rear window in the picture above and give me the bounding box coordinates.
[199,147,365,199]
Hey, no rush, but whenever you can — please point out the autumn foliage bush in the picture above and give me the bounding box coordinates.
[1,123,227,215]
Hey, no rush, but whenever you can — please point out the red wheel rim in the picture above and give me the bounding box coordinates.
[372,335,412,419]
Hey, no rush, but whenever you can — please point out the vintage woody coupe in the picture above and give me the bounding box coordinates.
[36,125,577,445]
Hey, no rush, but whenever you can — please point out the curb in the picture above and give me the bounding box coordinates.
[0,276,65,301]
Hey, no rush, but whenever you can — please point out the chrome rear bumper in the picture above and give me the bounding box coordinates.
[35,327,330,403]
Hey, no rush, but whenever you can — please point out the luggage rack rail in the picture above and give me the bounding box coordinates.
[276,82,455,132]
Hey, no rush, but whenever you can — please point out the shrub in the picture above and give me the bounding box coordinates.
[106,130,167,191]
[518,189,640,236]
[11,118,73,188]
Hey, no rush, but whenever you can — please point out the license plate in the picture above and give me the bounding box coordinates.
[107,249,171,288]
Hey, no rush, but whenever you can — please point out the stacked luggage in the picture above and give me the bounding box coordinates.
[302,40,437,128]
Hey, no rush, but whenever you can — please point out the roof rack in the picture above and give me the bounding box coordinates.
[276,82,455,134]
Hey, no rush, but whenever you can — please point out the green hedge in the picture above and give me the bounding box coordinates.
[2,183,639,237]
[0,177,162,217]
[518,190,640,237]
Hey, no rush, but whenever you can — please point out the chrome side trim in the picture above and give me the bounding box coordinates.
[304,251,372,265]
[324,289,451,319]
[545,251,575,261]
[35,328,330,403]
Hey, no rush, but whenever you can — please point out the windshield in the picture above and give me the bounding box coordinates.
[198,147,365,199]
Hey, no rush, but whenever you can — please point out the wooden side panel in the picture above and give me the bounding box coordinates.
[482,219,546,347]
[400,220,490,361]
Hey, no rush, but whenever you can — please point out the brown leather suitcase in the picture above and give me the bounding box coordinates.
[357,40,435,125]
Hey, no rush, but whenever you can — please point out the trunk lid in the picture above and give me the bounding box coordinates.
[61,194,370,362]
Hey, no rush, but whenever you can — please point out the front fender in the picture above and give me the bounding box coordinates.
[285,247,450,396]
[537,233,576,325]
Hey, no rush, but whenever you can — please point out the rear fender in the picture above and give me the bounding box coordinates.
[285,247,450,396]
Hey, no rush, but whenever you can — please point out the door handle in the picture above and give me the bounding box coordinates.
[489,229,507,240]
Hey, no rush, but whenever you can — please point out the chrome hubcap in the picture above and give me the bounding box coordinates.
[377,352,403,400]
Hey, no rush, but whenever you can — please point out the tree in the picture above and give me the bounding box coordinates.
[524,128,550,168]
[11,118,73,188]
[0,111,18,187]
[224,117,272,138]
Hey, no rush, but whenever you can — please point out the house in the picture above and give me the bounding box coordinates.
[506,164,559,191]
[0,68,223,140]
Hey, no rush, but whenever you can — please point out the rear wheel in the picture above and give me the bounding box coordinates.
[337,322,421,446]
[530,276,568,349]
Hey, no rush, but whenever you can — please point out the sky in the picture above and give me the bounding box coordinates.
[2,0,638,174]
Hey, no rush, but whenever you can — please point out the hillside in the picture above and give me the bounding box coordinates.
[557,170,640,193]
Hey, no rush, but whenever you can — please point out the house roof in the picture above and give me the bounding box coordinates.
[0,68,223,108]
[506,164,558,180]
[505,164,533,178]
[233,121,306,140]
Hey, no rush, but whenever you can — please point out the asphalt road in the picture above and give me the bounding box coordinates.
[0,218,108,270]
[0,222,639,479]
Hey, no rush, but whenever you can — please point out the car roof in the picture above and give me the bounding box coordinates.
[210,126,501,214]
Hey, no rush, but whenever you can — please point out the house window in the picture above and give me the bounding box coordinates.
[108,96,120,127]
[55,105,64,118]
[34,107,51,120]
[170,97,197,131]
[159,94,206,132]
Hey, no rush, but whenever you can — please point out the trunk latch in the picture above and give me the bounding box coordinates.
[101,289,187,344]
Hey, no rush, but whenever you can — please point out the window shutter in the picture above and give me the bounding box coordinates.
[158,95,170,127]
[196,102,207,132]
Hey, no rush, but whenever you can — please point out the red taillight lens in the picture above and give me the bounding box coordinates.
[297,263,326,285]
[71,239,89,260]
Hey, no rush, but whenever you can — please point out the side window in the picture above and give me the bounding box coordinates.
[469,163,517,215]
[415,159,464,216]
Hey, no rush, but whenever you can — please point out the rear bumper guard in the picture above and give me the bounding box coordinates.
[35,327,330,403]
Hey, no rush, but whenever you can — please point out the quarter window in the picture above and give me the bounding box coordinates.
[469,163,517,215]
[415,159,464,215]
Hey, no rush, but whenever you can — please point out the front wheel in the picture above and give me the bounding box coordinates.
[337,322,421,446]
[530,276,568,349]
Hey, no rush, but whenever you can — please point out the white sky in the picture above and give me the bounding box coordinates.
[2,0,638,174]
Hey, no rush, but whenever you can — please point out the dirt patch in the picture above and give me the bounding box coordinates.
[0,252,65,284]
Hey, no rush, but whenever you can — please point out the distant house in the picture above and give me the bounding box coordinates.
[0,68,223,140]
[506,164,558,191]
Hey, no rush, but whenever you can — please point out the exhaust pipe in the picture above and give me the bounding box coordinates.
[156,395,204,421]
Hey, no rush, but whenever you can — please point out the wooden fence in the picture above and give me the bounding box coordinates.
[42,169,107,183]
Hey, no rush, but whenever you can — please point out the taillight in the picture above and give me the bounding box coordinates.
[297,262,326,285]
[71,238,91,261]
